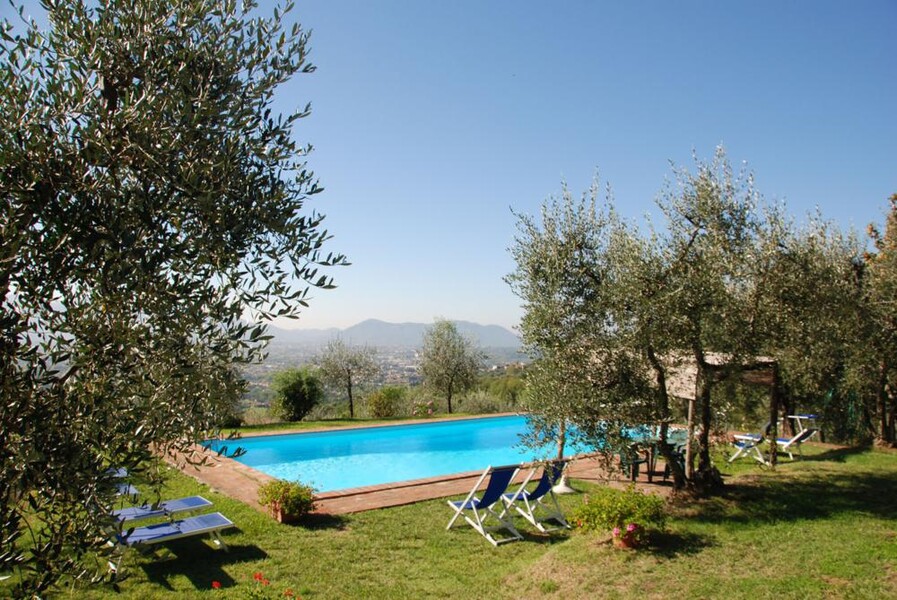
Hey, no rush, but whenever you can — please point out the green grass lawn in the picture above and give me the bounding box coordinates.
[55,444,897,599]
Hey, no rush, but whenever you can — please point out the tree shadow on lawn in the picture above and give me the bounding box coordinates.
[518,528,575,546]
[801,445,873,463]
[689,469,897,526]
[302,512,349,531]
[648,530,714,559]
[135,538,268,592]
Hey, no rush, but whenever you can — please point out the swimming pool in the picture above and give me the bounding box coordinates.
[224,415,580,492]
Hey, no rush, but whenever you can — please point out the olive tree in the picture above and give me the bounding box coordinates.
[755,215,865,440]
[507,182,674,482]
[509,150,788,492]
[0,0,344,594]
[317,338,379,418]
[271,367,324,422]
[418,319,484,413]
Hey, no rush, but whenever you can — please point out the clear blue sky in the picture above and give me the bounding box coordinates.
[7,1,895,331]
[274,0,896,331]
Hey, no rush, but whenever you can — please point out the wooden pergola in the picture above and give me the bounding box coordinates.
[664,353,783,471]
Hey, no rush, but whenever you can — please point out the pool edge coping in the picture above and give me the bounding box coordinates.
[166,413,550,515]
[233,411,520,439]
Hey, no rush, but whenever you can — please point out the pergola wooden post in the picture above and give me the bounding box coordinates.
[767,363,781,468]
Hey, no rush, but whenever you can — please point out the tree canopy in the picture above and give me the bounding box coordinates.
[508,148,877,492]
[0,0,344,593]
[418,319,484,413]
[271,367,324,422]
[861,194,897,444]
[317,338,379,418]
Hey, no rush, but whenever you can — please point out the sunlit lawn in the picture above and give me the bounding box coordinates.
[57,443,897,599]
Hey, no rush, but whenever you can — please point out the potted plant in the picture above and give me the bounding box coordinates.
[611,523,643,549]
[257,479,316,524]
[571,484,666,549]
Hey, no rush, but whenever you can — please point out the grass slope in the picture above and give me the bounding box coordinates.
[53,445,897,599]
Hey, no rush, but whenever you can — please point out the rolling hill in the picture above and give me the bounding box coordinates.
[267,319,521,349]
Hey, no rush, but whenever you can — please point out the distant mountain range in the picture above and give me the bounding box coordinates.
[266,319,521,349]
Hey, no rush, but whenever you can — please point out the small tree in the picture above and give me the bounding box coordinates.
[271,368,323,422]
[418,319,484,413]
[317,339,379,418]
[508,185,658,476]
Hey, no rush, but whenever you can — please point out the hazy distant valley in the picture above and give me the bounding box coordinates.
[241,319,527,406]
[266,318,522,349]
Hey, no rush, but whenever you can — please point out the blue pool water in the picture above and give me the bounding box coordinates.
[224,414,581,492]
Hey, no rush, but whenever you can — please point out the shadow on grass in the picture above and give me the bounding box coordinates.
[519,529,574,546]
[135,539,268,592]
[689,468,897,526]
[801,445,872,463]
[302,512,349,530]
[648,530,714,558]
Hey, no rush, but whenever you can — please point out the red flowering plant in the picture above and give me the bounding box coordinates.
[248,572,299,600]
[211,572,300,599]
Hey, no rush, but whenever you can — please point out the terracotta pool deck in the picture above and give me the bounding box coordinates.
[167,443,674,516]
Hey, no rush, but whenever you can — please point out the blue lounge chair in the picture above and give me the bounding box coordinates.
[447,465,523,546]
[108,468,139,496]
[115,482,139,496]
[113,495,213,524]
[503,460,570,533]
[109,512,234,576]
[728,433,766,464]
[776,428,816,460]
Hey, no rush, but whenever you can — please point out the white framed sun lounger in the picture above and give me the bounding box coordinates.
[113,495,213,524]
[776,428,816,460]
[502,460,570,533]
[787,414,819,437]
[447,465,523,546]
[729,434,766,464]
[115,482,140,496]
[110,512,234,576]
[108,468,139,496]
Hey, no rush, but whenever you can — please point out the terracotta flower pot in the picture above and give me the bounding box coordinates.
[270,504,299,524]
[612,534,638,549]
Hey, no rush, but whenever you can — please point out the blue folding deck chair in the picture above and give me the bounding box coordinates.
[502,460,571,533]
[108,467,139,496]
[776,428,817,460]
[446,465,523,546]
[113,495,213,524]
[109,512,234,576]
[728,433,766,464]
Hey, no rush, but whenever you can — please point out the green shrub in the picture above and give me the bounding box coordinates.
[257,479,316,520]
[411,399,436,418]
[367,386,405,418]
[462,389,512,414]
[571,485,666,533]
[270,367,323,422]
